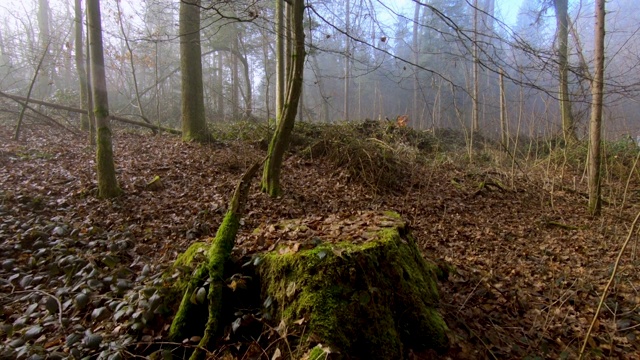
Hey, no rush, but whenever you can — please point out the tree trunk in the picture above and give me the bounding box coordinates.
[0,28,9,72]
[499,69,508,148]
[344,0,351,121]
[231,36,239,120]
[37,0,53,99]
[472,0,479,133]
[261,0,305,197]
[237,36,253,117]
[261,28,271,121]
[180,0,208,142]
[74,0,89,131]
[275,0,285,124]
[87,0,121,198]
[588,0,605,216]
[86,18,96,145]
[216,52,225,119]
[555,0,577,143]
[62,1,74,89]
[412,2,420,126]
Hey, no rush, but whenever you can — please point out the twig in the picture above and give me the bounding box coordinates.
[458,276,484,312]
[459,320,499,360]
[12,289,63,329]
[579,210,640,359]
[619,149,640,212]
[15,41,50,141]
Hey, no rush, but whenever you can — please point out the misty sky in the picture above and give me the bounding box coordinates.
[386,0,524,26]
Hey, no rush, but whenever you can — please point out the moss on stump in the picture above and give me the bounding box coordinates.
[257,212,449,359]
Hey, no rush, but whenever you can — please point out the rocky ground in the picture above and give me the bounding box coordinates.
[0,123,639,359]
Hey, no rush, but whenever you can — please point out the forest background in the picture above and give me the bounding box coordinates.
[1,0,640,359]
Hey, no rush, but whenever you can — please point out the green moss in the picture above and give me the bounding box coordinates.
[258,218,449,359]
[382,210,403,219]
[307,344,329,360]
[168,211,241,358]
[210,211,240,258]
[174,242,209,268]
[168,263,208,341]
[93,106,109,118]
[96,126,122,198]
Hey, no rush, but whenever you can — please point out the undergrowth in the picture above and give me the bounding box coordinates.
[534,136,640,182]
[209,120,640,194]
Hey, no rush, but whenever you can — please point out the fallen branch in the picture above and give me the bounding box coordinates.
[169,161,262,360]
[15,42,50,140]
[111,115,181,135]
[545,221,581,230]
[0,90,181,135]
[5,97,80,137]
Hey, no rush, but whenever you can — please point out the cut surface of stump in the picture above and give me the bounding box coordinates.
[253,211,449,359]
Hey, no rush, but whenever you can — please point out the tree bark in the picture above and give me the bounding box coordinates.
[588,0,605,216]
[261,0,305,197]
[180,0,208,142]
[87,0,122,198]
[555,0,577,143]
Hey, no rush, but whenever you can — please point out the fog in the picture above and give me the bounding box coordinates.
[1,0,639,141]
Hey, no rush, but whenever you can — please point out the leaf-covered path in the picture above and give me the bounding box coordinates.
[1,126,639,359]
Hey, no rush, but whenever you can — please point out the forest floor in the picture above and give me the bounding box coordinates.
[1,122,640,360]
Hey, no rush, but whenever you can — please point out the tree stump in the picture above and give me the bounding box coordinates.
[254,212,449,359]
[166,211,449,359]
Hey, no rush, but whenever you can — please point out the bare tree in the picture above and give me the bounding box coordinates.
[554,0,577,143]
[262,0,305,197]
[180,0,208,142]
[36,0,53,99]
[344,0,351,121]
[276,0,285,123]
[588,0,605,216]
[74,0,89,131]
[87,0,121,198]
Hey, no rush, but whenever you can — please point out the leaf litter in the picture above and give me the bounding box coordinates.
[0,125,639,359]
